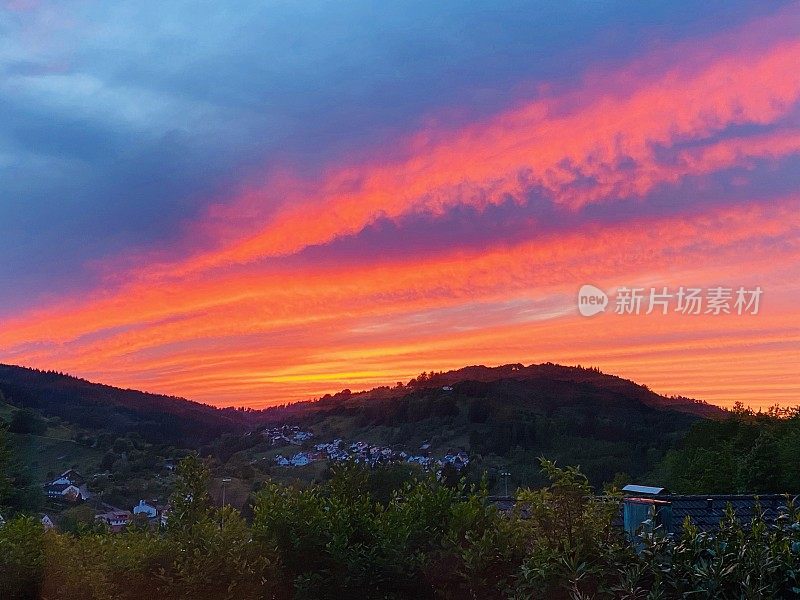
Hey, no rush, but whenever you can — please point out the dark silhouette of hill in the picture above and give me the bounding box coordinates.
[417,363,724,418]
[0,361,724,464]
[260,362,724,422]
[0,364,251,445]
[255,363,723,487]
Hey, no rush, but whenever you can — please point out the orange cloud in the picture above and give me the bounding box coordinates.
[127,31,800,281]
[3,195,799,408]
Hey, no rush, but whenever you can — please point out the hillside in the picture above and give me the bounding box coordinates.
[250,364,723,488]
[0,362,726,493]
[0,364,252,446]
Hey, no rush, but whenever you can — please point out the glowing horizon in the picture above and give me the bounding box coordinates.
[1,2,799,409]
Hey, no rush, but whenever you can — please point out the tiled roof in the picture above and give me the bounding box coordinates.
[661,494,797,531]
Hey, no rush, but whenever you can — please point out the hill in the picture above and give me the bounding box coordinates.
[0,364,252,446]
[0,362,726,492]
[250,363,725,488]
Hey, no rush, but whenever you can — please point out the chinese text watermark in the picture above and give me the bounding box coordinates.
[577,285,762,317]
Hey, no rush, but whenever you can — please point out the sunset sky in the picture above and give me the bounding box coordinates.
[1,1,799,409]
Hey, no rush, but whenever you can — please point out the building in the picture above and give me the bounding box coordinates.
[40,515,55,530]
[290,452,311,466]
[133,500,158,519]
[44,482,84,501]
[51,469,84,486]
[95,510,133,533]
[622,485,798,539]
[44,469,91,502]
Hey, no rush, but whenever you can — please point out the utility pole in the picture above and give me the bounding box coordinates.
[221,477,231,529]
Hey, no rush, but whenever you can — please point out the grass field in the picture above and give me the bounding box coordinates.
[9,432,104,483]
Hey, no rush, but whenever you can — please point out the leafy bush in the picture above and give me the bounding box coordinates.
[1,457,799,599]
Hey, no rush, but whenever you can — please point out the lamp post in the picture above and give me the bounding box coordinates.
[221,477,232,529]
[500,471,511,498]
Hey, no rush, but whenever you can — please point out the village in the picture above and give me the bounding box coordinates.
[37,468,170,533]
[262,425,470,472]
[9,425,471,534]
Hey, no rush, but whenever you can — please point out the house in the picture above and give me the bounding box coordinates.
[44,482,85,502]
[95,510,133,533]
[290,452,311,466]
[133,500,158,519]
[51,469,84,486]
[44,470,91,501]
[0,513,5,527]
[40,515,55,530]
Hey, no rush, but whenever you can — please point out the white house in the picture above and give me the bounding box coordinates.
[133,500,158,519]
[290,452,311,466]
[44,483,83,501]
[51,469,83,486]
[40,515,54,530]
[95,510,132,533]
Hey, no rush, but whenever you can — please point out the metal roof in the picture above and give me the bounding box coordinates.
[622,484,665,495]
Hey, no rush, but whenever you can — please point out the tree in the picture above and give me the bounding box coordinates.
[0,424,11,508]
[7,409,47,436]
[168,455,211,530]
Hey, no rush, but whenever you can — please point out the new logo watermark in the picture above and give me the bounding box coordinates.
[577,285,762,317]
[577,284,608,317]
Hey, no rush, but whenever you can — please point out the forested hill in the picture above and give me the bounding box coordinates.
[260,362,724,422]
[256,364,725,486]
[0,361,723,464]
[417,363,723,418]
[0,364,251,445]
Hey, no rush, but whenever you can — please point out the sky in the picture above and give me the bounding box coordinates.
[1,1,799,409]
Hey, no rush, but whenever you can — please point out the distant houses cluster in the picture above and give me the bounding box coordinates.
[273,435,471,473]
[262,425,314,446]
[94,500,169,532]
[36,468,170,534]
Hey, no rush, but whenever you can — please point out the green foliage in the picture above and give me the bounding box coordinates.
[168,454,212,530]
[662,407,800,493]
[1,459,799,599]
[8,408,47,435]
[630,502,800,598]
[0,516,44,599]
[168,507,283,600]
[0,422,11,507]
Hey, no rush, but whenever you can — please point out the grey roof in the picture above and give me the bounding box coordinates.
[622,494,799,533]
[663,494,796,531]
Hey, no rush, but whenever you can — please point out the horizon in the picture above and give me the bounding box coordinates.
[1,2,799,409]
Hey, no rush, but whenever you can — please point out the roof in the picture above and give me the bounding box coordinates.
[45,483,75,493]
[665,494,795,531]
[623,494,799,532]
[622,484,665,495]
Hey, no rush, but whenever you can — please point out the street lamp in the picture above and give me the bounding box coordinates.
[221,477,232,508]
[500,471,511,498]
[221,477,232,529]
